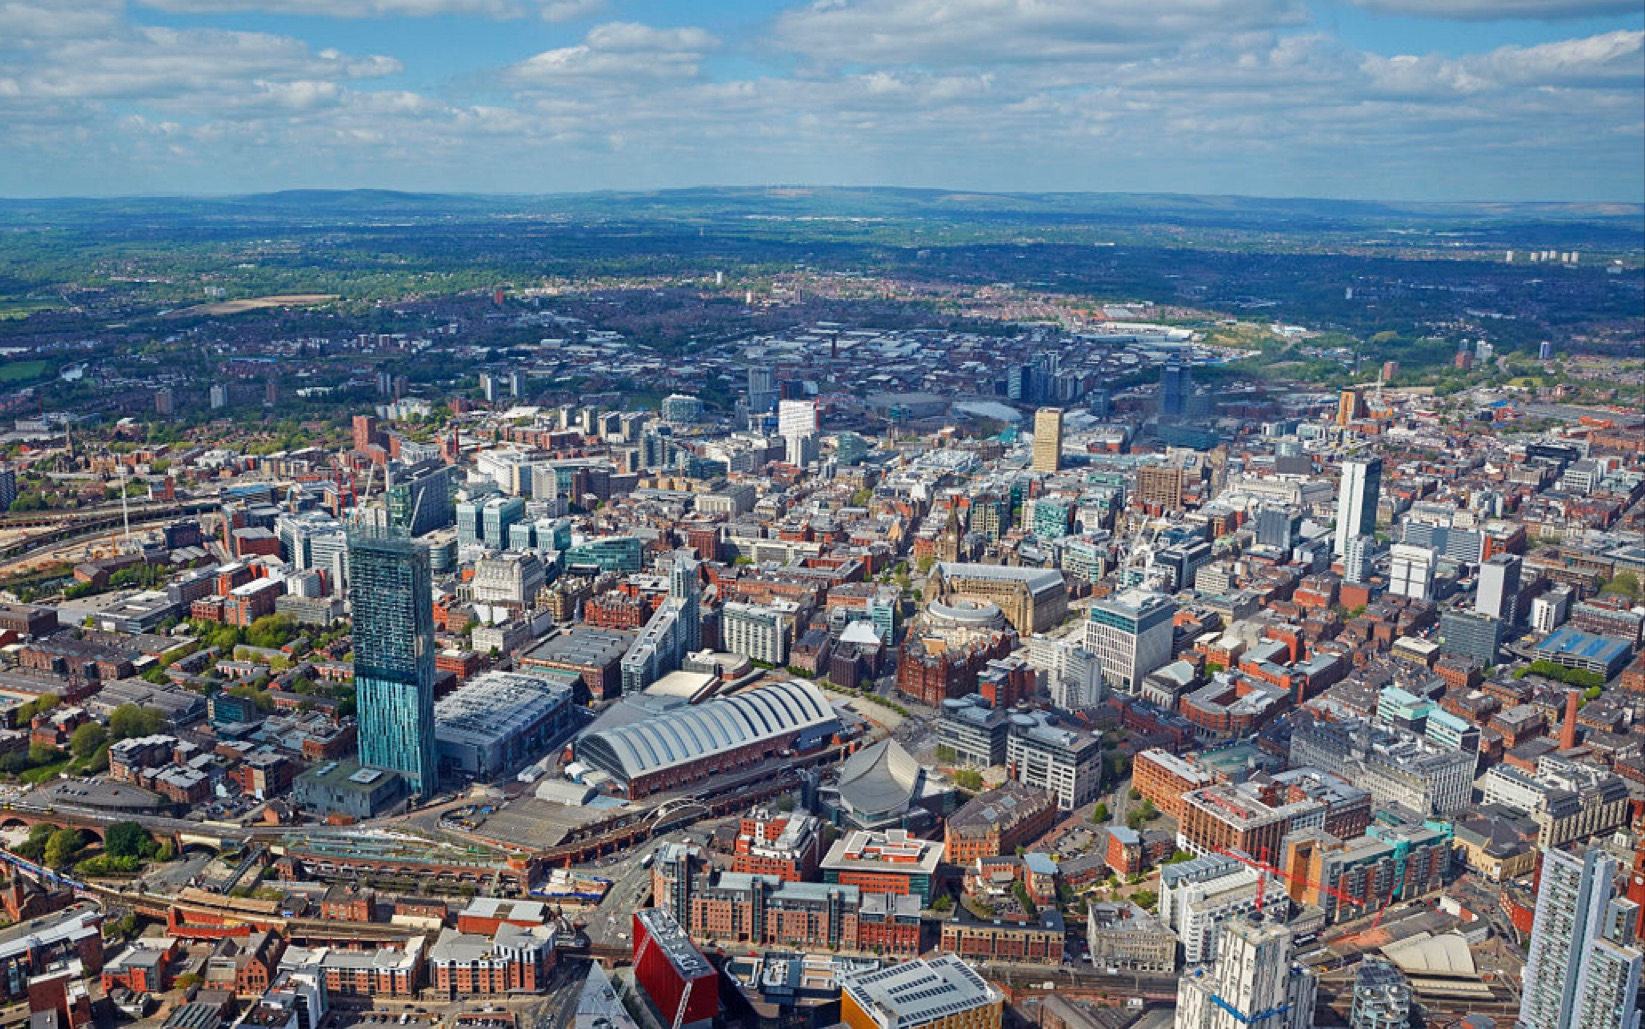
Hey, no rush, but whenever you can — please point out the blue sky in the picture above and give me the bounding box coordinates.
[1,0,1640,202]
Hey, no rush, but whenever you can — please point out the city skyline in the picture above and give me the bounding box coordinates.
[0,1,1640,201]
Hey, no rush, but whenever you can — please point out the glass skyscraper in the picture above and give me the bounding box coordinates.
[348,523,437,800]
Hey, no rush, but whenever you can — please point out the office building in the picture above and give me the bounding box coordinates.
[387,461,455,537]
[1085,589,1176,694]
[0,467,15,512]
[1438,609,1503,667]
[1334,457,1382,558]
[1005,711,1102,811]
[348,524,438,800]
[1256,507,1301,550]
[632,908,717,1029]
[1161,361,1192,419]
[944,782,1061,865]
[747,366,777,419]
[457,496,524,550]
[937,695,1012,768]
[1519,845,1643,1029]
[821,829,944,904]
[661,394,704,425]
[1289,715,1475,817]
[1388,545,1435,601]
[1477,553,1522,624]
[1032,408,1064,473]
[839,955,1001,1029]
[471,551,546,611]
[1176,916,1316,1029]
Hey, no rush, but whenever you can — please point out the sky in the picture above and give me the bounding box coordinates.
[0,0,1641,202]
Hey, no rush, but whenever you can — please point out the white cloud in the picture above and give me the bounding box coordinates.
[772,0,1307,66]
[540,0,605,22]
[135,0,526,17]
[1350,0,1640,20]
[509,22,720,85]
[1360,30,1644,97]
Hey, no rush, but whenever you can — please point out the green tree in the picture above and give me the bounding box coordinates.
[1602,571,1641,602]
[953,769,984,791]
[108,704,165,740]
[1091,802,1110,824]
[70,722,107,760]
[16,823,57,861]
[43,828,84,869]
[105,822,158,860]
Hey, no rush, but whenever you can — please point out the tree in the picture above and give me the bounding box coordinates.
[1126,808,1148,831]
[953,769,984,791]
[43,828,84,869]
[109,704,165,740]
[1602,571,1641,602]
[28,742,63,767]
[105,822,158,860]
[1091,803,1110,824]
[70,722,107,760]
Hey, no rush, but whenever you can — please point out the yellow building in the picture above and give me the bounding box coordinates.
[840,955,1002,1029]
[1032,407,1064,472]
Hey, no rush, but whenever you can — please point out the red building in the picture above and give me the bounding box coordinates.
[429,924,556,997]
[632,909,717,1029]
[731,810,825,882]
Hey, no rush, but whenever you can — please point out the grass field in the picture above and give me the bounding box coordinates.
[166,293,339,318]
[0,359,50,383]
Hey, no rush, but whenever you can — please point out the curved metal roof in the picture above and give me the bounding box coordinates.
[576,679,836,782]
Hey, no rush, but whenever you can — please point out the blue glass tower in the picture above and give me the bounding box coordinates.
[348,523,437,800]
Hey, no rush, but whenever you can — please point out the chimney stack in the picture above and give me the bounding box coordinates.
[1559,688,1581,750]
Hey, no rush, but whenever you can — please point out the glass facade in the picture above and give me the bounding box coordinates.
[348,525,437,800]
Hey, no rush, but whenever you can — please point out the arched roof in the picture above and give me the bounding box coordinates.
[576,679,836,781]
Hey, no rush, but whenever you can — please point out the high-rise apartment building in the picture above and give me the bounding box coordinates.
[1519,844,1642,1029]
[1176,916,1316,1029]
[1085,589,1176,694]
[1334,457,1382,558]
[1032,408,1064,473]
[348,524,437,800]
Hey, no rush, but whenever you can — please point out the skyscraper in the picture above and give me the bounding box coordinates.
[1177,916,1316,1029]
[1520,844,1642,1029]
[747,366,777,420]
[1334,457,1382,558]
[349,524,437,800]
[1033,407,1064,473]
[1161,361,1192,420]
[1477,553,1523,624]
